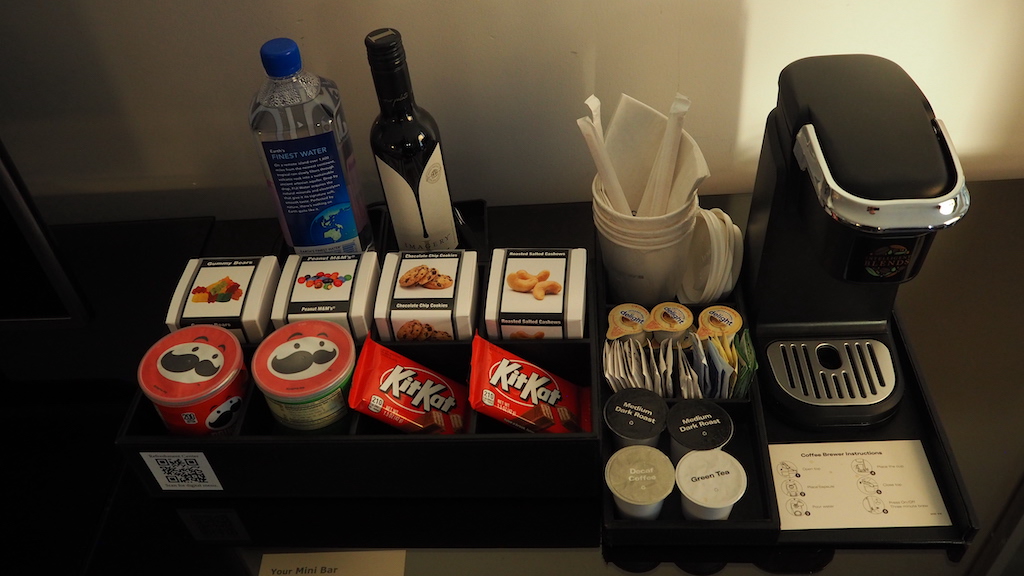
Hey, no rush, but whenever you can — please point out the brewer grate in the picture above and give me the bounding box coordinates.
[766,339,896,407]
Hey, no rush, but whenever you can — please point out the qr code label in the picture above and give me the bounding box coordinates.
[141,452,223,491]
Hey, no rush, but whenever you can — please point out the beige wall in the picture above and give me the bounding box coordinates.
[1,1,1021,223]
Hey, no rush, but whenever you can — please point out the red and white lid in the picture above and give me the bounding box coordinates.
[138,325,245,407]
[251,319,356,401]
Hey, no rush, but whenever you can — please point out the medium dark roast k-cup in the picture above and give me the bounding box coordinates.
[667,399,734,464]
[604,388,669,448]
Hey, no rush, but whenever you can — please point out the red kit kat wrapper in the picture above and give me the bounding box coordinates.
[470,334,591,433]
[349,337,468,434]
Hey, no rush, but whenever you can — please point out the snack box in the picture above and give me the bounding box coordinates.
[485,248,587,340]
[270,251,380,341]
[374,250,478,342]
[166,256,280,344]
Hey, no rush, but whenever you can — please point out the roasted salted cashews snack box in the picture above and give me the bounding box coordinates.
[470,334,591,434]
[270,251,380,341]
[166,256,280,343]
[485,248,587,340]
[349,337,468,434]
[375,250,478,342]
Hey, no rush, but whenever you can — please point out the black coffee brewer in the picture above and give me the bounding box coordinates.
[743,54,969,428]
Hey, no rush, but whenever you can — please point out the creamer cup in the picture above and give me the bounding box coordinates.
[644,302,694,344]
[251,319,356,431]
[606,303,650,342]
[137,325,247,436]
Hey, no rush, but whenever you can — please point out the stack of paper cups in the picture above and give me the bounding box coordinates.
[593,175,700,309]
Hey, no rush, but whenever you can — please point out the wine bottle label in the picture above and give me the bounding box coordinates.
[375,146,457,251]
[262,131,362,254]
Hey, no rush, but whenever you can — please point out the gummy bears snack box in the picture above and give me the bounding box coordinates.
[469,334,591,434]
[166,256,280,344]
[271,251,380,341]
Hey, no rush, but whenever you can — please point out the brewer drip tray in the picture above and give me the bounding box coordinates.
[766,338,896,407]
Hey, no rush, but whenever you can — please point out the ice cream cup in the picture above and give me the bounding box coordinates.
[605,445,676,520]
[675,449,747,521]
[137,325,248,436]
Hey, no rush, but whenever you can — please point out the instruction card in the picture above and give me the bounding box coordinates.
[768,440,951,530]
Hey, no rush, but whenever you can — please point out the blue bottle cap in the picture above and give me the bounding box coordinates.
[260,38,302,78]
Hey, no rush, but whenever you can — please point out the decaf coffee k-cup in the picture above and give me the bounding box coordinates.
[137,325,248,436]
[605,445,676,520]
[604,388,668,448]
[667,399,734,464]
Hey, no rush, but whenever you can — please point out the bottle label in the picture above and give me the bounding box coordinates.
[262,132,361,253]
[375,146,457,251]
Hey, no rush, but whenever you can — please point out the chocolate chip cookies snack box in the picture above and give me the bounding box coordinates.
[270,251,380,341]
[484,248,587,340]
[349,337,468,434]
[166,256,281,344]
[469,334,591,434]
[374,250,478,342]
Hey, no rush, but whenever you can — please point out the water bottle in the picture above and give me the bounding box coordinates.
[250,38,372,254]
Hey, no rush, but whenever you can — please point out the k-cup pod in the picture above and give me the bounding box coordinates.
[137,325,247,436]
[604,388,669,448]
[252,319,356,431]
[675,449,747,520]
[605,445,676,521]
[666,399,734,464]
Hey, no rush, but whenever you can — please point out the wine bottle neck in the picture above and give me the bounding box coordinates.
[371,63,418,117]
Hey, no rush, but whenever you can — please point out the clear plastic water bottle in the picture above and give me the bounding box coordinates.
[250,38,372,254]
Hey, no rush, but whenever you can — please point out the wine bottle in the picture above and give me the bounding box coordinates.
[365,28,457,252]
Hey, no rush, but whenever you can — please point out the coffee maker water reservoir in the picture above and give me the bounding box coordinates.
[743,54,969,428]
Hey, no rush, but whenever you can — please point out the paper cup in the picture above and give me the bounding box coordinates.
[675,449,747,521]
[598,233,691,309]
[605,445,676,520]
[666,399,734,465]
[604,388,669,448]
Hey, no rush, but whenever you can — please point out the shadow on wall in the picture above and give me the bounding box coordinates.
[411,1,748,208]
[0,3,141,196]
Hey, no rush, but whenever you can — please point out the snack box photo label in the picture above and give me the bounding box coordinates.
[271,251,380,341]
[374,250,478,342]
[349,337,468,434]
[166,256,281,344]
[469,334,591,434]
[485,248,587,340]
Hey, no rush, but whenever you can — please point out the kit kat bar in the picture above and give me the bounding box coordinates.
[557,406,581,432]
[517,403,554,431]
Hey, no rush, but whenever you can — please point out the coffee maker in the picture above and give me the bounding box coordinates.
[743,54,969,428]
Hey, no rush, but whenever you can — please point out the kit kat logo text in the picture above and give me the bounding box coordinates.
[378,365,457,413]
[487,358,563,406]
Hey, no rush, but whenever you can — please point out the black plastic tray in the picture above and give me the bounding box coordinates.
[116,202,604,500]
